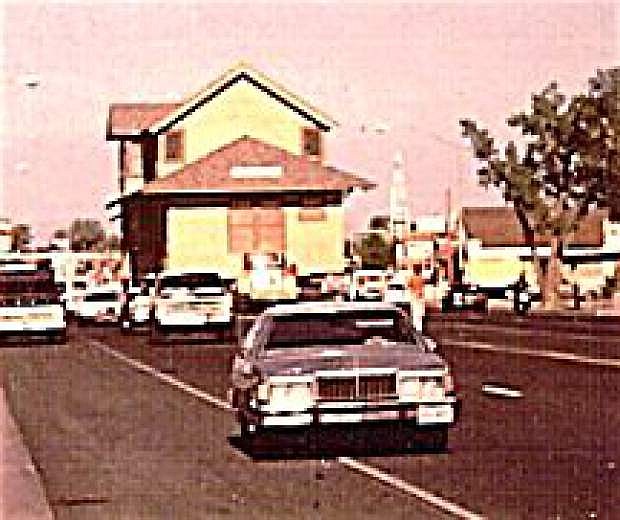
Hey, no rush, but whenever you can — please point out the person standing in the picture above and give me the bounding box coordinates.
[408,266,426,332]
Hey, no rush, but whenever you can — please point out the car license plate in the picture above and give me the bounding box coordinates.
[362,409,399,421]
[417,404,453,425]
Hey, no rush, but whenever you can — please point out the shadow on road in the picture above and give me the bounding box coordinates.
[228,425,452,461]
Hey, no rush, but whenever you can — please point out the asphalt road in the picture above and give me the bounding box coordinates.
[1,318,619,519]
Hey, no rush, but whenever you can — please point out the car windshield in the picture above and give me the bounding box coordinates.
[265,310,418,348]
[0,273,57,295]
[83,292,119,302]
[160,273,223,290]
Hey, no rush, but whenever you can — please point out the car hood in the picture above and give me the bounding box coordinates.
[256,342,446,377]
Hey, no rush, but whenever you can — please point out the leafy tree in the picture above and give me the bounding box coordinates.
[461,67,619,309]
[52,228,69,239]
[354,233,394,269]
[11,224,31,251]
[104,234,121,251]
[70,219,105,251]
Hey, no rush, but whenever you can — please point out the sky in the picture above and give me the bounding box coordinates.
[1,1,618,241]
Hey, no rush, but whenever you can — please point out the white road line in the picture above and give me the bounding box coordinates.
[89,339,487,520]
[89,340,232,410]
[338,457,485,520]
[481,385,523,398]
[444,321,620,343]
[446,339,620,368]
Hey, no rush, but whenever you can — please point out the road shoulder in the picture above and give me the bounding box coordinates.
[1,388,53,520]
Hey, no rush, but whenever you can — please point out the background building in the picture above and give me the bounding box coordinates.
[106,64,374,283]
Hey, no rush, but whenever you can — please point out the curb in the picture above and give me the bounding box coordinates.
[1,389,53,520]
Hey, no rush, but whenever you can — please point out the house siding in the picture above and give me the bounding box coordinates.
[285,205,345,276]
[156,81,313,179]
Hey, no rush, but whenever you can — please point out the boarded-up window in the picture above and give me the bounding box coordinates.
[228,209,254,253]
[302,128,321,157]
[228,208,284,253]
[165,130,184,162]
[298,208,327,222]
[256,209,285,251]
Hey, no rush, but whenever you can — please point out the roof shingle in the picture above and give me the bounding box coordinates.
[107,103,181,137]
[462,206,605,248]
[141,136,375,193]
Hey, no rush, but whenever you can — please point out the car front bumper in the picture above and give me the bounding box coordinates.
[156,311,231,327]
[243,398,461,429]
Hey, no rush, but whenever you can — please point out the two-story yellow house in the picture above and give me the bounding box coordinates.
[106,63,374,287]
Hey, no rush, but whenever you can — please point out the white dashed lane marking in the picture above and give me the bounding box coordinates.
[481,384,523,399]
[445,339,620,369]
[90,339,232,410]
[442,321,620,344]
[339,457,485,520]
[90,339,486,520]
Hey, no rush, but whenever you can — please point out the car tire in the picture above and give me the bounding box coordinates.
[150,323,165,345]
[240,412,261,453]
[427,427,449,453]
[49,332,67,345]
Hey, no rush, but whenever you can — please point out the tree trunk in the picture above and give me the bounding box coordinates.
[541,235,562,310]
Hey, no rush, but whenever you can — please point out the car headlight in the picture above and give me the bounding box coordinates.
[398,372,446,400]
[265,377,314,410]
[425,338,438,352]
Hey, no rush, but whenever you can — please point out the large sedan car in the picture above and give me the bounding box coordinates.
[230,301,460,452]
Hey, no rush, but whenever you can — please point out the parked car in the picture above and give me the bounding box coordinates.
[383,278,410,311]
[0,261,66,343]
[441,284,488,312]
[230,301,460,452]
[75,285,122,323]
[152,271,233,339]
[349,270,388,301]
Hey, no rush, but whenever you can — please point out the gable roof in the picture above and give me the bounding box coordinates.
[140,136,374,194]
[107,103,182,139]
[147,62,337,134]
[461,206,606,248]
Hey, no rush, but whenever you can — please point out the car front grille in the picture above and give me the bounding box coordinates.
[318,377,356,400]
[359,375,397,399]
[317,374,396,401]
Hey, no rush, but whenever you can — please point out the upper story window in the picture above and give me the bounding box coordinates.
[165,130,184,162]
[302,128,321,157]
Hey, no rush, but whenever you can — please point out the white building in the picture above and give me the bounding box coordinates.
[0,219,11,252]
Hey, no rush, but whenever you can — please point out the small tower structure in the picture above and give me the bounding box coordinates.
[389,151,410,241]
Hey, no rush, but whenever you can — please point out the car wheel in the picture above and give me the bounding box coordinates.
[121,319,132,334]
[49,332,67,345]
[427,427,449,453]
[240,412,262,452]
[150,323,165,345]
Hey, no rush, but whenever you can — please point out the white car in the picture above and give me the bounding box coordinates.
[230,301,460,452]
[75,286,122,323]
[152,271,233,337]
[383,279,410,310]
[350,270,388,300]
[0,262,66,343]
